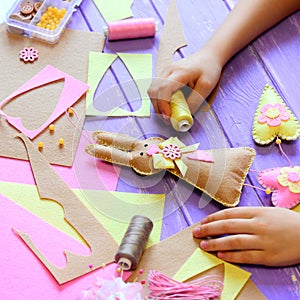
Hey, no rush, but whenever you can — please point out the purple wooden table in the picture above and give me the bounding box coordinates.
[69,0,300,299]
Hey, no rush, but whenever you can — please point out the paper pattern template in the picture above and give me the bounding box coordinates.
[86,52,152,117]
[0,181,165,247]
[0,65,89,139]
[92,0,133,22]
[0,24,104,166]
[155,0,187,77]
[16,133,118,284]
[0,194,130,300]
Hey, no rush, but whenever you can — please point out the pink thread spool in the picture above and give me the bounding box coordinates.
[103,18,158,41]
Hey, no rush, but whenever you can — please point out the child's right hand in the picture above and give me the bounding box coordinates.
[193,206,300,267]
[147,45,223,123]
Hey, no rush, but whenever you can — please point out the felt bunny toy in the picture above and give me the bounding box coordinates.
[86,131,256,207]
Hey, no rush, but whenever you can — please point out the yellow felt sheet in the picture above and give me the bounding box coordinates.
[86,52,152,117]
[0,181,164,247]
[93,0,133,22]
[292,204,300,213]
[173,248,251,300]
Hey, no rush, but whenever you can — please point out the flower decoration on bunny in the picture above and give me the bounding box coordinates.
[146,137,213,176]
[85,131,256,207]
[252,84,300,145]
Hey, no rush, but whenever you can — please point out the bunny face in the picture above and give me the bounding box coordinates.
[86,131,164,175]
[130,138,164,175]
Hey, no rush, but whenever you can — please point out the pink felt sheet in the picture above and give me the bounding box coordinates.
[0,65,89,140]
[0,193,129,300]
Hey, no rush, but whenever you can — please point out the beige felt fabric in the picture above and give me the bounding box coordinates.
[169,147,256,207]
[0,24,104,166]
[16,134,118,284]
[155,0,187,77]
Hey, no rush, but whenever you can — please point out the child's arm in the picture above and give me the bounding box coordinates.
[193,207,300,266]
[148,0,300,120]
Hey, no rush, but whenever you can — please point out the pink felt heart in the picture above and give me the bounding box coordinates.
[258,167,300,209]
[187,150,214,162]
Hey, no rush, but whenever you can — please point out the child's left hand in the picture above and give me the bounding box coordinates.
[193,206,300,266]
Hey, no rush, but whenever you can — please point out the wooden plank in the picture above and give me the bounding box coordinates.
[148,0,300,298]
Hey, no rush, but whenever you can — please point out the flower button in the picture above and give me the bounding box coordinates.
[162,144,181,160]
[19,47,39,63]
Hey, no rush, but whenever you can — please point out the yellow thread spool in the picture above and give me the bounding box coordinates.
[170,90,193,132]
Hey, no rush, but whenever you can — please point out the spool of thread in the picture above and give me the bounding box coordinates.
[115,215,153,271]
[170,90,193,132]
[103,18,157,41]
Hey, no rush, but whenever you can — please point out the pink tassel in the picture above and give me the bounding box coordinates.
[146,270,223,299]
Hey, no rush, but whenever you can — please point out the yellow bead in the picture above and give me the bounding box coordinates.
[276,138,281,145]
[38,142,44,149]
[58,138,64,146]
[265,188,272,195]
[68,107,74,116]
[49,124,55,131]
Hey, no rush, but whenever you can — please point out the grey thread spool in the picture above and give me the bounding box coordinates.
[115,215,153,271]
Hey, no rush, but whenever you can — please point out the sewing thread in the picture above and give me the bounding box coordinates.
[103,18,157,41]
[170,90,193,132]
[146,270,224,299]
[115,215,153,271]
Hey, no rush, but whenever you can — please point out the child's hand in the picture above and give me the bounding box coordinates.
[148,45,222,122]
[193,207,300,266]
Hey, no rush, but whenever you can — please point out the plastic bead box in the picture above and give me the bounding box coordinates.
[5,0,82,44]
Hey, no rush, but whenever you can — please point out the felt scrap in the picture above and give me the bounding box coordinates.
[86,131,256,207]
[15,133,118,284]
[128,224,266,299]
[258,166,300,209]
[173,248,251,300]
[155,0,187,77]
[0,24,104,166]
[0,65,89,139]
[86,52,152,117]
[252,84,300,145]
[92,0,133,22]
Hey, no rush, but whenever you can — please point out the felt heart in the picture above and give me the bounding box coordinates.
[252,85,300,145]
[258,166,300,209]
[187,150,214,162]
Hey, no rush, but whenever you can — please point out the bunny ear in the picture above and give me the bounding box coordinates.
[252,85,300,145]
[92,131,139,151]
[85,144,131,167]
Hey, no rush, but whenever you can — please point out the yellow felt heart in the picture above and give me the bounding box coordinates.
[252,85,300,145]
